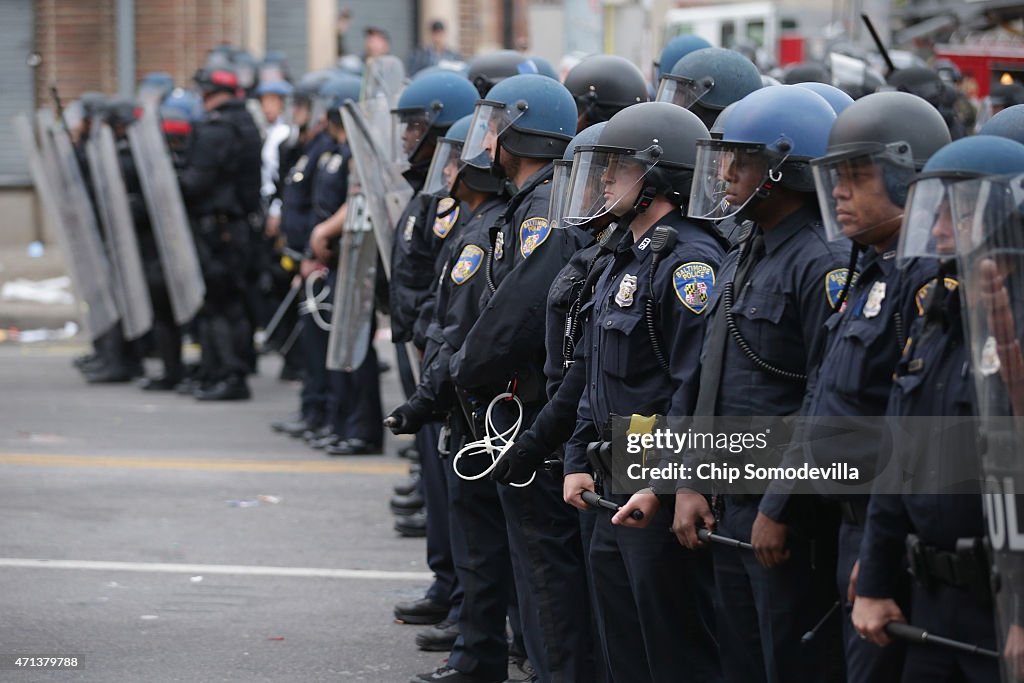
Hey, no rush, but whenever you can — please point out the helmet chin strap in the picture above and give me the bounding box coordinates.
[614,184,658,231]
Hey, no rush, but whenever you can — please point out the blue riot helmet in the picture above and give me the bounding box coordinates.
[810,91,952,244]
[563,102,710,226]
[259,51,290,83]
[466,50,539,98]
[424,114,504,198]
[980,104,1024,144]
[689,85,836,221]
[656,47,762,129]
[391,70,479,165]
[549,122,606,229]
[564,54,649,130]
[654,34,712,84]
[255,80,293,98]
[529,55,559,80]
[319,74,362,126]
[899,135,1024,262]
[137,72,174,109]
[794,82,854,115]
[461,73,577,176]
[161,88,202,121]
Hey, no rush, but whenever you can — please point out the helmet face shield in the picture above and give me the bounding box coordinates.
[423,137,464,197]
[562,145,661,226]
[897,176,980,262]
[461,100,525,170]
[811,142,916,242]
[547,159,572,229]
[655,74,714,110]
[688,139,768,221]
[392,108,439,164]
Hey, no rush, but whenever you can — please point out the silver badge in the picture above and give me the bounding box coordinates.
[863,281,886,318]
[615,274,638,308]
[404,216,416,242]
[980,335,1002,376]
[494,230,505,260]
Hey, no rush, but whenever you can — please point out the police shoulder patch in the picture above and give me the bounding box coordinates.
[825,268,859,309]
[451,244,484,285]
[674,262,716,314]
[433,197,459,239]
[519,217,551,258]
[915,277,960,315]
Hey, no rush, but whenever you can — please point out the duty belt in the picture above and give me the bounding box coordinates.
[906,534,992,605]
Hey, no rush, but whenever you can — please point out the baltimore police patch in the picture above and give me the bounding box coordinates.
[674,262,715,314]
[451,245,484,285]
[433,197,459,239]
[519,217,551,258]
[825,268,858,309]
[915,277,959,315]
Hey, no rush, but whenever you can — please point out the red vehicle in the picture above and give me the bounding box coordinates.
[933,43,1024,98]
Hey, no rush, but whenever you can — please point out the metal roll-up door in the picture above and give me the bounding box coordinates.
[0,0,35,184]
[266,0,309,76]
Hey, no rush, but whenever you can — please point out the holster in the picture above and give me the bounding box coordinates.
[906,533,993,606]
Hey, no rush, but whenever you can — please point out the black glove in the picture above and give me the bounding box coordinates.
[384,400,429,435]
[490,439,547,486]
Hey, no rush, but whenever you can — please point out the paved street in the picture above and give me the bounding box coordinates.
[0,340,447,682]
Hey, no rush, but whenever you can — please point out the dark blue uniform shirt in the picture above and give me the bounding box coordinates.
[565,211,726,475]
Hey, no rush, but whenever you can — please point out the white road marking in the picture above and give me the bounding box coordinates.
[0,558,432,581]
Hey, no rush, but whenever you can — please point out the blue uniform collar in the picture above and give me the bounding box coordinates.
[623,212,679,262]
[760,204,821,255]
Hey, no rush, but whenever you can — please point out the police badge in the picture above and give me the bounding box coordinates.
[494,230,505,260]
[863,281,886,318]
[615,274,638,307]
[980,335,1002,376]
[404,215,416,242]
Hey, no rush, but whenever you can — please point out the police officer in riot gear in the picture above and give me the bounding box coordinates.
[852,134,1024,683]
[655,47,763,130]
[465,50,540,98]
[774,91,952,682]
[177,65,262,400]
[563,54,649,132]
[561,101,725,683]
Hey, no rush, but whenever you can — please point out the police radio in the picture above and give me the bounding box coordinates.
[647,225,679,371]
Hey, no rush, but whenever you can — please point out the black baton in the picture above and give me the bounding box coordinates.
[697,528,754,551]
[581,490,644,521]
[884,622,1000,659]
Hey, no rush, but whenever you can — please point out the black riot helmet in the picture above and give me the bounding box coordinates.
[562,101,710,226]
[811,91,952,242]
[466,50,539,97]
[564,54,649,130]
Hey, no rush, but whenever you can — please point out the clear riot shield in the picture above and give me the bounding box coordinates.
[326,168,377,372]
[85,123,154,340]
[127,107,206,325]
[361,55,407,171]
[955,174,1024,682]
[16,112,120,342]
[341,101,414,280]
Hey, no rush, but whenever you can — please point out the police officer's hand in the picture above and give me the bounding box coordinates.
[851,596,904,647]
[563,473,596,511]
[847,558,860,604]
[384,403,426,435]
[299,258,323,280]
[310,223,334,264]
[612,489,658,528]
[751,511,790,568]
[673,489,715,549]
[1005,623,1024,681]
[490,447,542,486]
[265,214,281,238]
